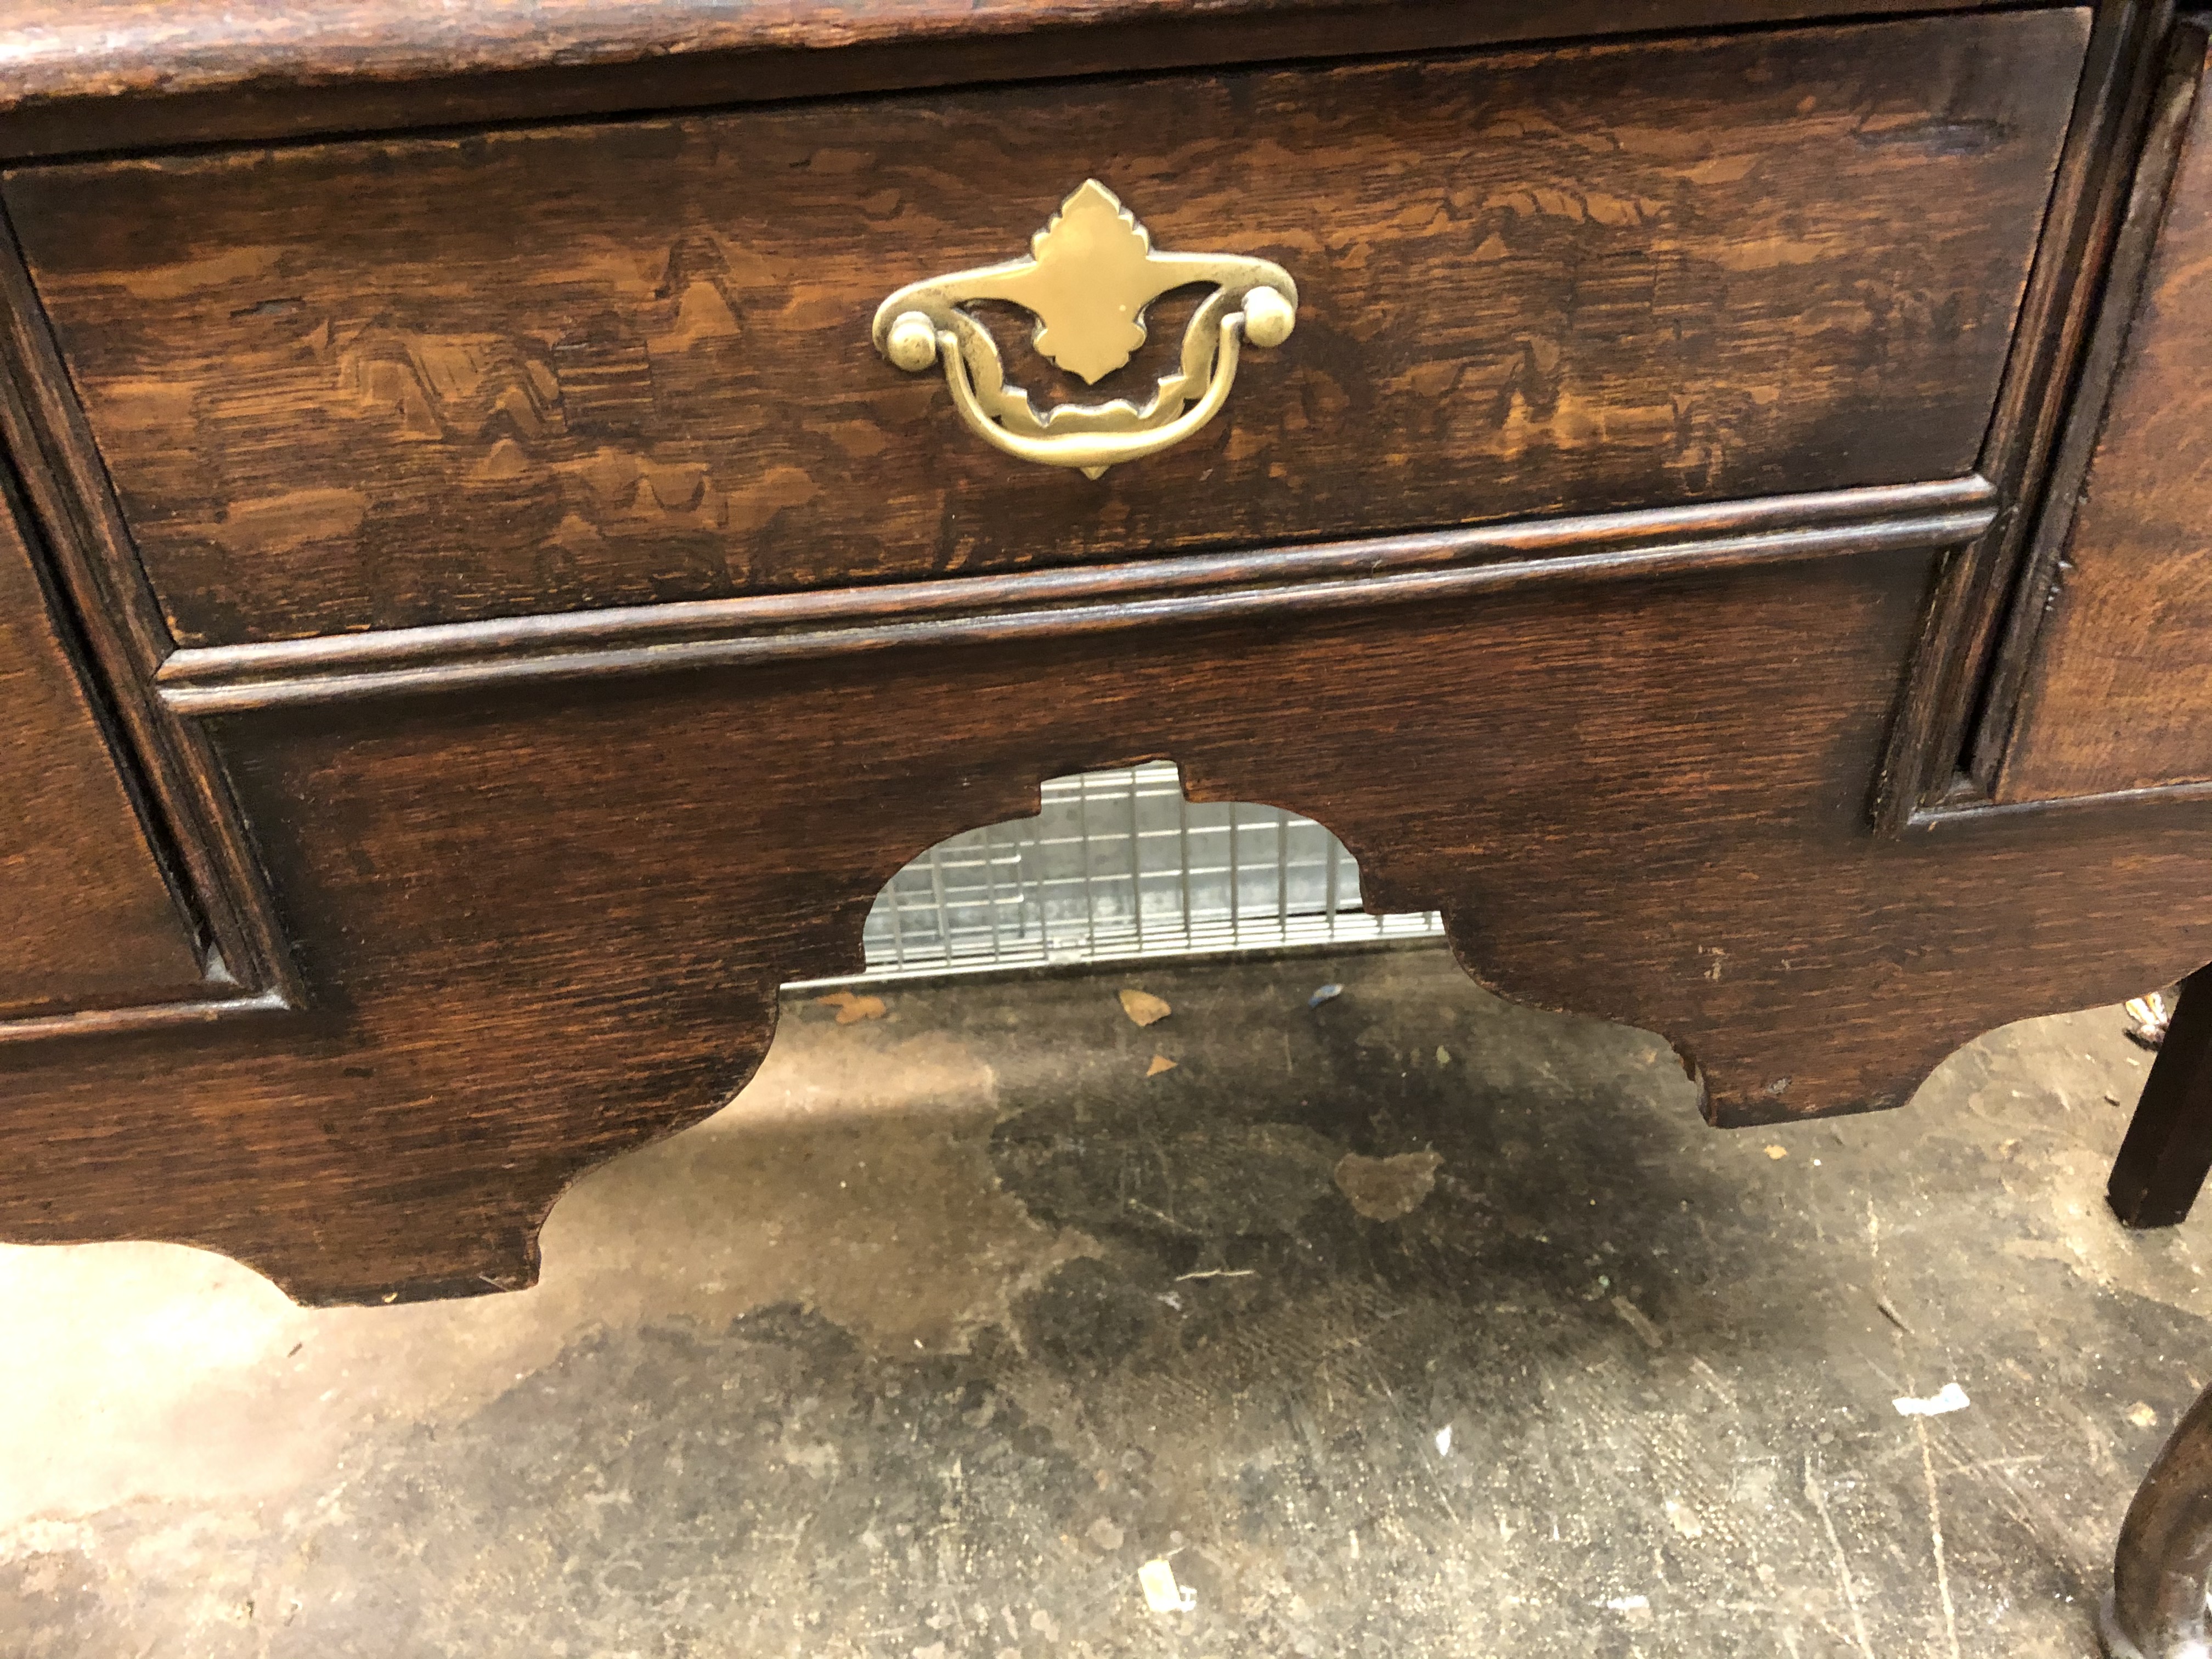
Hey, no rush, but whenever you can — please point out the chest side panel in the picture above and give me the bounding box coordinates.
[0,472,206,1015]
[2000,27,2212,803]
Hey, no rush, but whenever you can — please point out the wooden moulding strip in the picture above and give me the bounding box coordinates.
[1912,775,2212,828]
[0,989,291,1047]
[156,477,1997,715]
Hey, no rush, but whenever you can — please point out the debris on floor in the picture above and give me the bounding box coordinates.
[1893,1382,1973,1418]
[1137,1558,1194,1614]
[1117,988,1171,1026]
[2126,990,2173,1051]
[813,989,886,1024]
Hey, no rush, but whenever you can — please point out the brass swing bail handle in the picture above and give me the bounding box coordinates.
[872,180,1298,476]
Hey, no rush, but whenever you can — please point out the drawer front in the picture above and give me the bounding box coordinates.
[1999,24,2212,804]
[7,10,2084,647]
[0,472,205,1017]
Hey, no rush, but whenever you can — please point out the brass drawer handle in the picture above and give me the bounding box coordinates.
[873,180,1297,478]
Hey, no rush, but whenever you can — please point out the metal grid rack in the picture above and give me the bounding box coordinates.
[827,761,1443,983]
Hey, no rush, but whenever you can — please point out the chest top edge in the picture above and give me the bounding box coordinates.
[0,0,2070,163]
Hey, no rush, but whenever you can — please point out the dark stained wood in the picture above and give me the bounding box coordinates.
[0,0,2048,162]
[1876,0,2172,825]
[7,548,2212,1303]
[152,481,1996,713]
[1962,0,2185,798]
[0,207,305,1008]
[4,12,2084,646]
[2102,1372,2212,1657]
[11,10,2212,1648]
[1997,21,2212,803]
[0,464,207,1018]
[0,990,291,1046]
[2108,964,2212,1227]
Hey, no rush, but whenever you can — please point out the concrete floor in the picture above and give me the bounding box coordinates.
[2,945,2206,1658]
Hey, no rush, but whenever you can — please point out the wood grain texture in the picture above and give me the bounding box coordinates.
[150,482,1997,712]
[6,12,2085,646]
[1953,0,2183,802]
[0,0,2039,160]
[0,207,306,1011]
[1997,23,2212,804]
[6,551,2212,1304]
[0,0,2038,104]
[2004,133,2212,797]
[1875,0,2172,823]
[0,468,206,1018]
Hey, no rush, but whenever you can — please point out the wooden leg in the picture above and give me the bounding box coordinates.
[2110,966,2212,1229]
[2104,1379,2212,1658]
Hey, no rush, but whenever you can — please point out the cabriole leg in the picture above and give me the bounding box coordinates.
[2104,1379,2212,1658]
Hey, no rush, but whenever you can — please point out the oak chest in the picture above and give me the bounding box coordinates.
[8,2,2212,1648]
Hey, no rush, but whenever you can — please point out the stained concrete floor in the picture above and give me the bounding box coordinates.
[3,945,2207,1658]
